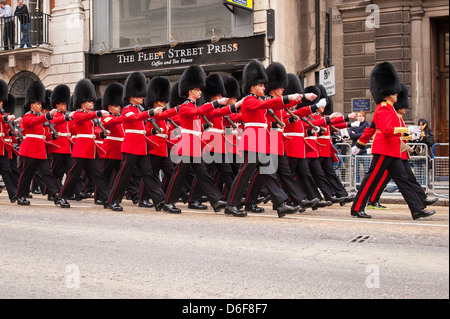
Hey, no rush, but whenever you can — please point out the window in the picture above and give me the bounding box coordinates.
[92,0,252,53]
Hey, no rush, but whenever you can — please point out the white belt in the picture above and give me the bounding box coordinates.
[181,129,202,137]
[77,134,95,139]
[318,135,331,140]
[206,128,225,134]
[245,123,268,129]
[305,136,317,140]
[0,133,5,137]
[25,134,45,139]
[4,138,13,143]
[155,134,168,139]
[95,141,104,145]
[125,129,146,135]
[59,133,71,137]
[284,132,305,137]
[106,136,124,142]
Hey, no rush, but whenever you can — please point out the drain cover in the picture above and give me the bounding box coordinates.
[350,235,371,243]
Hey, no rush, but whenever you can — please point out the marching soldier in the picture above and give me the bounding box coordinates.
[139,76,178,207]
[99,82,125,191]
[58,79,111,209]
[15,81,61,206]
[351,62,435,220]
[225,59,306,218]
[353,83,439,214]
[0,81,20,203]
[49,85,74,189]
[108,72,166,212]
[164,65,230,214]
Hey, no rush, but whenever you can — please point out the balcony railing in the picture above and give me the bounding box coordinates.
[0,12,50,51]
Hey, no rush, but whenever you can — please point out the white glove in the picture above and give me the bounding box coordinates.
[316,98,327,108]
[412,132,421,141]
[311,127,320,134]
[352,146,361,156]
[351,121,361,128]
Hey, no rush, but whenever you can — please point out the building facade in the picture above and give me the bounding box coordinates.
[0,0,448,144]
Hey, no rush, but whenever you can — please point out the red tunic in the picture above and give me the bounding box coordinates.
[282,106,315,159]
[147,108,178,158]
[71,110,102,159]
[50,111,72,155]
[121,105,154,156]
[19,112,53,160]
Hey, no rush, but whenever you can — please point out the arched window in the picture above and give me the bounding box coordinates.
[8,71,40,116]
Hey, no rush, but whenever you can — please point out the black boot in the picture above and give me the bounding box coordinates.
[245,204,265,213]
[59,198,71,209]
[351,210,372,219]
[139,200,155,208]
[110,203,123,212]
[17,197,31,206]
[276,203,300,218]
[412,209,436,220]
[225,205,247,217]
[188,201,208,210]
[211,200,227,213]
[163,203,182,214]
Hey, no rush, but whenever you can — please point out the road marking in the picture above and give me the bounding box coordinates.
[7,203,449,228]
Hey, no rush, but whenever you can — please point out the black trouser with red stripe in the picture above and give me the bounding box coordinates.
[227,151,288,208]
[60,157,110,203]
[165,156,223,205]
[139,155,174,201]
[352,154,425,214]
[245,154,307,206]
[288,157,321,200]
[319,157,348,198]
[0,154,18,200]
[368,159,428,205]
[16,156,61,199]
[109,153,165,205]
[307,158,335,201]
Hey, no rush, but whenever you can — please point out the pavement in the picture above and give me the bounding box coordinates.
[347,190,449,207]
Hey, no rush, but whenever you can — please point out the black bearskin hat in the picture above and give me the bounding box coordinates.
[73,79,97,109]
[145,76,171,108]
[42,90,53,111]
[178,65,206,98]
[394,84,409,110]
[123,72,147,102]
[370,62,402,105]
[203,74,226,102]
[285,74,304,95]
[3,93,16,114]
[102,82,124,110]
[265,62,288,95]
[24,81,46,110]
[51,84,71,109]
[299,85,321,107]
[0,79,8,102]
[242,59,268,95]
[94,98,103,111]
[169,82,185,108]
[316,84,333,115]
[223,76,241,99]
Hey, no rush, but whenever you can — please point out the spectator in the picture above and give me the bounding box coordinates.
[0,0,15,50]
[411,118,435,157]
[349,111,370,184]
[15,0,32,48]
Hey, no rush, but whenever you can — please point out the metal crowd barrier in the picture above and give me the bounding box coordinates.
[333,143,352,191]
[432,143,449,198]
[333,142,433,193]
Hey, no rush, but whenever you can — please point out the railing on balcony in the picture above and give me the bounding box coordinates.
[0,12,49,51]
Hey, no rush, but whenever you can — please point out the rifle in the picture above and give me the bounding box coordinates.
[0,107,24,140]
[267,109,285,128]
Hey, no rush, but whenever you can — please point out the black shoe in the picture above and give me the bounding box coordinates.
[163,203,182,214]
[313,200,332,210]
[351,210,372,219]
[103,203,112,209]
[94,199,104,205]
[211,200,227,213]
[110,203,123,212]
[188,201,208,210]
[155,201,165,212]
[132,197,140,205]
[47,194,55,202]
[276,203,300,218]
[59,198,71,209]
[75,192,85,202]
[201,196,208,203]
[10,196,17,203]
[330,196,345,204]
[301,198,320,209]
[139,200,155,208]
[245,204,265,214]
[412,209,436,220]
[423,198,439,207]
[225,205,247,217]
[17,197,31,206]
